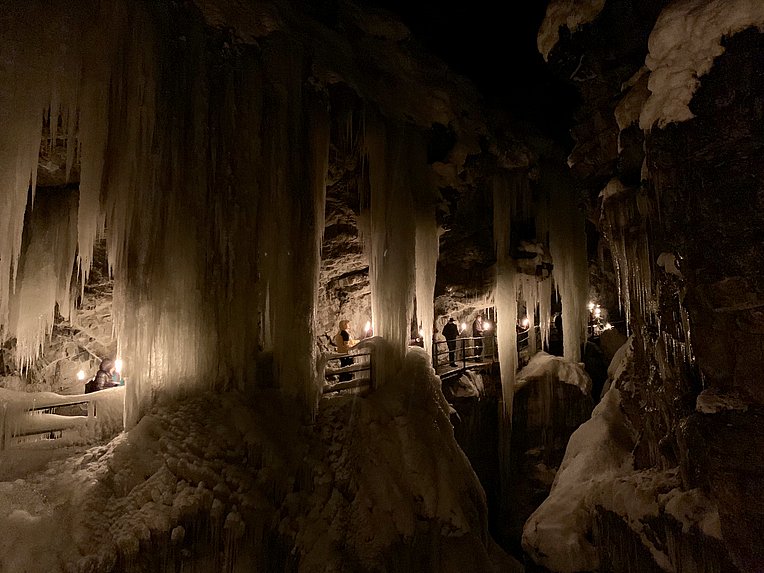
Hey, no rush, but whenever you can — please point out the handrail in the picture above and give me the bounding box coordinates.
[1,393,101,450]
[432,334,498,370]
[323,349,373,395]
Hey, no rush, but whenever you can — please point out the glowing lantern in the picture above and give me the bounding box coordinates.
[521,317,530,328]
[76,370,86,381]
[484,321,492,331]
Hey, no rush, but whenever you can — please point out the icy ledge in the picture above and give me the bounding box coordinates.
[522,387,723,573]
[640,0,764,130]
[537,0,606,61]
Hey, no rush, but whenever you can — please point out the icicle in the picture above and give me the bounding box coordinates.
[546,167,588,363]
[412,128,440,362]
[363,113,417,383]
[493,172,520,419]
[599,177,655,334]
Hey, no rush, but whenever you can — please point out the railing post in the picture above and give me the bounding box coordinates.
[87,399,96,437]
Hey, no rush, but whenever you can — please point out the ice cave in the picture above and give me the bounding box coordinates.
[0,0,762,571]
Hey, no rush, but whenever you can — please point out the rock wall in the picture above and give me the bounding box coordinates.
[542,1,764,570]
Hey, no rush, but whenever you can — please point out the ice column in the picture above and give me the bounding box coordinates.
[364,115,417,383]
[412,131,440,361]
[547,169,588,362]
[8,189,79,367]
[260,42,329,416]
[493,172,520,419]
[0,1,100,364]
[600,179,653,330]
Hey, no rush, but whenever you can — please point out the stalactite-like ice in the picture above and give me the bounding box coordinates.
[1,1,330,425]
[599,177,653,332]
[363,115,417,383]
[492,172,520,419]
[411,129,440,361]
[546,167,588,362]
[0,1,98,359]
[8,189,79,368]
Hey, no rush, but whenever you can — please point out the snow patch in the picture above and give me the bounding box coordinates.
[640,0,764,129]
[538,0,606,61]
[516,351,592,396]
[662,487,723,539]
[695,389,749,413]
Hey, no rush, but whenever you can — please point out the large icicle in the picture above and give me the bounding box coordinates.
[261,40,330,416]
[7,188,79,367]
[364,114,417,383]
[493,172,520,419]
[0,1,96,363]
[546,166,589,362]
[412,129,440,361]
[599,177,653,331]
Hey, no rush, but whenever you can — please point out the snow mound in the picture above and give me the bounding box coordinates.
[537,0,606,61]
[522,388,633,572]
[640,0,764,129]
[516,351,592,396]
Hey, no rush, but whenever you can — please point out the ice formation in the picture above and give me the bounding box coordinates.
[1,2,335,424]
[492,167,589,410]
[0,340,518,572]
[364,116,438,385]
[492,172,520,419]
[639,0,764,130]
[537,0,606,61]
[599,177,654,331]
[546,172,588,363]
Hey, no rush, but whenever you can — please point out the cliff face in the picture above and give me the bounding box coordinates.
[541,1,764,570]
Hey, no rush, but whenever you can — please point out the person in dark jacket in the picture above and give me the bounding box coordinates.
[472,315,484,359]
[442,318,459,367]
[85,358,119,393]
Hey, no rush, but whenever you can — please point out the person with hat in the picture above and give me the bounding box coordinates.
[442,318,459,367]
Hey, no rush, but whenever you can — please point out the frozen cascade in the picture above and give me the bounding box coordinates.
[416,213,439,359]
[0,1,103,360]
[1,2,330,424]
[363,114,417,383]
[546,166,588,362]
[412,129,440,360]
[492,172,520,419]
[8,189,79,368]
[599,178,654,331]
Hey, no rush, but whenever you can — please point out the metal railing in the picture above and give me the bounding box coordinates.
[433,326,542,372]
[322,350,373,395]
[1,395,98,450]
[432,334,498,370]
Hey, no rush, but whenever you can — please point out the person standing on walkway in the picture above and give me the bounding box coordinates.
[472,314,484,359]
[442,317,459,367]
[334,319,355,381]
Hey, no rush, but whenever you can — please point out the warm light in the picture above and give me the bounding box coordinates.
[484,321,492,331]
[587,301,595,311]
[594,308,601,318]
[115,359,123,373]
[461,322,467,332]
[419,329,425,338]
[364,321,371,333]
[76,370,86,381]
[521,317,530,328]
